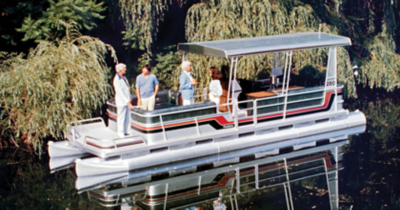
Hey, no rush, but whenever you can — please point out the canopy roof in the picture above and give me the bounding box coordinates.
[177,32,351,58]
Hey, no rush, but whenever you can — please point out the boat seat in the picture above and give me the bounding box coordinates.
[131,101,217,124]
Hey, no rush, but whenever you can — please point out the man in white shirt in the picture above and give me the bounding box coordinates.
[113,63,133,137]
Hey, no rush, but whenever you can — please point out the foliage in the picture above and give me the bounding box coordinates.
[0,0,48,48]
[118,0,400,98]
[357,29,400,90]
[177,0,356,96]
[17,0,106,42]
[0,26,117,153]
[119,0,171,52]
[152,51,183,90]
[317,0,400,91]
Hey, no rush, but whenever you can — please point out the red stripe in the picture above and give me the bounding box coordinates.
[109,90,340,131]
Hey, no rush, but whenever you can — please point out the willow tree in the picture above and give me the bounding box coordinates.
[118,0,400,97]
[303,0,400,91]
[119,0,172,53]
[174,0,355,97]
[342,0,400,91]
[0,26,117,153]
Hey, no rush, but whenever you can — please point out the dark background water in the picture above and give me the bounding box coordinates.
[1,87,399,210]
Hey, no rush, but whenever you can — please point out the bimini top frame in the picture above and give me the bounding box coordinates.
[177,32,351,58]
[177,32,352,126]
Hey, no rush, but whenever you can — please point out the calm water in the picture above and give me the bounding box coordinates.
[1,88,399,210]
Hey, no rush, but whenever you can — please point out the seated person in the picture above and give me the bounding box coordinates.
[208,67,223,105]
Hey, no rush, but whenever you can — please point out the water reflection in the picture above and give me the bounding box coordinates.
[73,141,348,210]
[2,89,400,209]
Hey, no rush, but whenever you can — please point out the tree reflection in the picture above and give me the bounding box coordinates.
[0,148,110,209]
[341,92,400,209]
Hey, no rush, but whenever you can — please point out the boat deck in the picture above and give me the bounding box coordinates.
[73,119,118,140]
[70,118,146,151]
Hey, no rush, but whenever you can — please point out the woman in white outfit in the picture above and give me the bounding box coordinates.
[208,67,223,105]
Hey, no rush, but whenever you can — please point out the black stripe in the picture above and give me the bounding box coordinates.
[256,93,336,123]
[285,93,336,118]
[130,119,228,134]
[239,121,254,126]
[258,116,284,123]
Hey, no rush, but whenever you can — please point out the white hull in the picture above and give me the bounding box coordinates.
[48,141,88,157]
[75,111,365,177]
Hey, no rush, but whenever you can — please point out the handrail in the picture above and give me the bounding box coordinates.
[130,101,235,118]
[70,117,104,126]
[110,85,341,118]
[254,96,325,110]
[159,115,167,141]
[238,86,336,107]
[124,85,343,134]
[239,158,326,181]
[193,87,208,102]
[131,86,326,119]
[237,94,324,109]
[283,51,293,120]
[195,117,200,135]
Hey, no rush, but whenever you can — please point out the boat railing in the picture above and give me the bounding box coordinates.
[193,87,208,103]
[129,86,337,119]
[87,191,121,207]
[128,85,342,140]
[70,117,105,126]
[235,156,324,191]
[236,155,339,209]
[69,118,147,148]
[130,101,236,141]
[69,117,105,142]
[88,187,149,208]
[236,85,340,124]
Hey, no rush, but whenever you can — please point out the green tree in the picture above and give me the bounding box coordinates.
[17,0,106,42]
[119,0,175,53]
[119,0,400,97]
[0,26,117,153]
[0,0,48,49]
[307,0,400,92]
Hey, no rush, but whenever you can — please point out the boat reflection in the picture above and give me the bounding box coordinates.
[76,140,348,210]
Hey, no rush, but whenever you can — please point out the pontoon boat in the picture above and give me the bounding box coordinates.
[48,32,366,177]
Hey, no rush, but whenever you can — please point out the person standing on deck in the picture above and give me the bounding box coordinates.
[113,63,133,138]
[208,67,223,105]
[180,61,198,105]
[135,64,159,111]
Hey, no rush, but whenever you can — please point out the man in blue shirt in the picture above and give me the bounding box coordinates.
[180,61,198,105]
[135,64,159,111]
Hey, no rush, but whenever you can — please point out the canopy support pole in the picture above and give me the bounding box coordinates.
[324,47,337,111]
[283,51,293,121]
[227,57,238,113]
